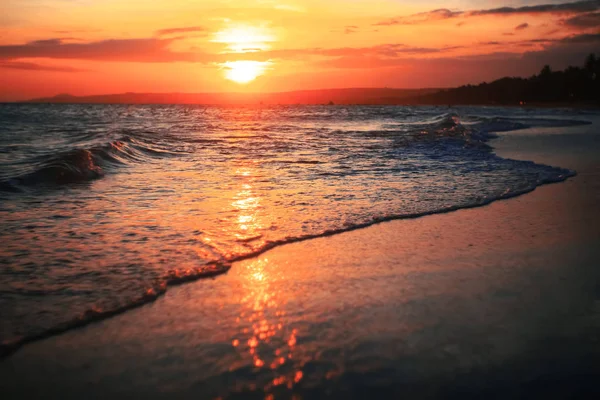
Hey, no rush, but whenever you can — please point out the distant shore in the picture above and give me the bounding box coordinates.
[5,90,598,108]
[6,100,600,109]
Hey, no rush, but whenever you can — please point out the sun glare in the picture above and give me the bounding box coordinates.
[223,61,271,84]
[214,24,275,84]
[213,25,275,53]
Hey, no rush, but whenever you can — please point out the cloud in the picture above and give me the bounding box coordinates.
[329,25,360,34]
[558,32,600,43]
[375,1,600,26]
[312,32,600,71]
[29,39,67,46]
[0,37,209,63]
[515,23,530,30]
[53,29,101,35]
[476,34,598,48]
[155,26,206,36]
[0,61,87,72]
[375,8,462,26]
[469,0,600,16]
[254,43,462,61]
[0,32,596,73]
[563,11,600,27]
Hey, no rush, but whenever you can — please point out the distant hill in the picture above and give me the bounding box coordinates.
[25,88,439,105]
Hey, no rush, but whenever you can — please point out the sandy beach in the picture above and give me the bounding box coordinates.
[1,117,599,399]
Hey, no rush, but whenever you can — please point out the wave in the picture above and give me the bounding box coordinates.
[0,135,184,191]
[469,114,591,131]
[14,148,104,186]
[0,262,232,359]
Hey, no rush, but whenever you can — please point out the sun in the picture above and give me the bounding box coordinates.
[213,24,275,84]
[223,61,270,84]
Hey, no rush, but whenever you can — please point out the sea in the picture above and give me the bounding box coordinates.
[0,104,592,354]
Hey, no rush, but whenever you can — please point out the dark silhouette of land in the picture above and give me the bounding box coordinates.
[23,88,439,105]
[412,53,600,106]
[23,54,599,106]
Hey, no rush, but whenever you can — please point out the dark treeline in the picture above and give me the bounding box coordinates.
[413,54,600,106]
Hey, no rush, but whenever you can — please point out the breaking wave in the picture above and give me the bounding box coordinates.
[0,134,185,191]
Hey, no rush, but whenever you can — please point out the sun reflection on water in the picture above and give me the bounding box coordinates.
[219,160,304,391]
[229,255,305,394]
[229,164,266,246]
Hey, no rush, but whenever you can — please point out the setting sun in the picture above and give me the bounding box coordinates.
[213,24,275,84]
[223,61,271,84]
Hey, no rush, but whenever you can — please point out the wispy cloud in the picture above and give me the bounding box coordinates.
[0,61,87,72]
[476,34,599,48]
[375,9,462,26]
[470,0,600,16]
[304,32,600,71]
[344,25,359,34]
[0,38,208,63]
[375,1,600,26]
[515,23,530,30]
[155,26,206,36]
[559,32,600,43]
[255,43,463,61]
[563,11,600,27]
[1,32,597,70]
[313,33,600,76]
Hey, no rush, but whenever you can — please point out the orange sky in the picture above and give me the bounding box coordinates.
[1,0,599,100]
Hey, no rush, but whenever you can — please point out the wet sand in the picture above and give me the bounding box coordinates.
[1,121,600,399]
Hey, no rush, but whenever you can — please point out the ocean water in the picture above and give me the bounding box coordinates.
[0,104,590,351]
